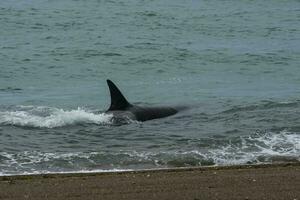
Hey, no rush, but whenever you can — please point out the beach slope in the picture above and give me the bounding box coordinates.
[0,163,299,200]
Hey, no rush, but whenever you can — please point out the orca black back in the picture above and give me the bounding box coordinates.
[106,79,179,122]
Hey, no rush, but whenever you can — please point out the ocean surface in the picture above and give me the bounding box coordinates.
[0,0,300,175]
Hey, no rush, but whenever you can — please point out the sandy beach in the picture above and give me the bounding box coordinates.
[0,163,299,200]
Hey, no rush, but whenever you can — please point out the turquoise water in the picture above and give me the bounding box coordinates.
[0,0,300,175]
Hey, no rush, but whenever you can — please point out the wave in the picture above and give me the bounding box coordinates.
[1,130,299,176]
[0,106,113,128]
[206,130,300,165]
[221,100,300,114]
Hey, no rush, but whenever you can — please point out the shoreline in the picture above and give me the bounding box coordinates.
[1,162,299,200]
[1,162,300,179]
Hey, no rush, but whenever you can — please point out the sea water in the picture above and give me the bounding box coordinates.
[0,0,300,175]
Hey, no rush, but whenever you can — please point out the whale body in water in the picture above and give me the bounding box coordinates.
[105,80,179,122]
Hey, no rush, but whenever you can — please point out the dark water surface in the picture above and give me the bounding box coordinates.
[0,0,300,175]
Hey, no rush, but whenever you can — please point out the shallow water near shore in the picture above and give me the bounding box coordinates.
[0,0,300,175]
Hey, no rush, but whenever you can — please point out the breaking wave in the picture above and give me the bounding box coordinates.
[205,130,300,165]
[0,106,113,128]
[1,130,299,175]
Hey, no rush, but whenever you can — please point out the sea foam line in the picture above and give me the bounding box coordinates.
[0,131,299,175]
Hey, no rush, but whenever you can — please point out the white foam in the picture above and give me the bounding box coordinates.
[0,107,113,128]
[0,169,133,177]
[0,131,299,176]
[206,131,300,165]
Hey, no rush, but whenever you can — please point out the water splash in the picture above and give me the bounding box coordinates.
[0,106,113,128]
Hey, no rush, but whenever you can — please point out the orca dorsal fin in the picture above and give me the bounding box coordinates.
[107,79,131,111]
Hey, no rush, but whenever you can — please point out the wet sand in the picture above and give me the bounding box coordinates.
[0,163,299,200]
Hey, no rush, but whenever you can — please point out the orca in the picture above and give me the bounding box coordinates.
[105,79,179,122]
